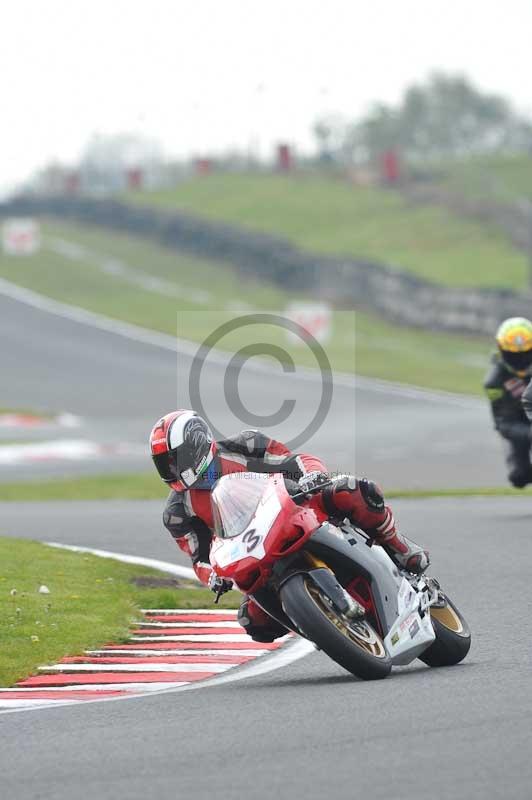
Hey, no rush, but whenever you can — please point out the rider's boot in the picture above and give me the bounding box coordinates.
[238,597,288,643]
[374,510,430,574]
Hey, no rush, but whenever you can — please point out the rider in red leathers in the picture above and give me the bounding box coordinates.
[150,410,429,642]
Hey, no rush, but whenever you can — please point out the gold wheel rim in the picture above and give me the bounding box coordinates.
[305,580,387,659]
[430,604,464,634]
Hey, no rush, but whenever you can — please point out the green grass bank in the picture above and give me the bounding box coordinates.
[126,172,528,289]
[0,537,239,687]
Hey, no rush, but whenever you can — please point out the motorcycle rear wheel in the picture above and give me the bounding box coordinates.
[280,572,391,680]
[419,594,471,667]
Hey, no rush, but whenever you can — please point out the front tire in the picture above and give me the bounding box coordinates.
[419,594,471,667]
[280,573,391,680]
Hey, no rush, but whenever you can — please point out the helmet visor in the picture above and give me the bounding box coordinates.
[152,441,206,486]
[152,450,180,483]
[501,349,532,374]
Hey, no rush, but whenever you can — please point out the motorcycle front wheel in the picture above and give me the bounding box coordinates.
[280,572,391,680]
[418,594,471,667]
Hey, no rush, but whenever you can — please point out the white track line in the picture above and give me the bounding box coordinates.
[46,542,196,581]
[39,663,235,673]
[0,684,188,693]
[129,634,265,643]
[142,609,237,614]
[135,621,241,628]
[48,237,213,306]
[85,649,268,657]
[0,275,481,407]
[0,700,80,708]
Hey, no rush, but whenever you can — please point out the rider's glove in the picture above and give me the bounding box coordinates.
[208,572,233,596]
[297,471,329,496]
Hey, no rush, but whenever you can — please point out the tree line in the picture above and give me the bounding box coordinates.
[314,73,532,163]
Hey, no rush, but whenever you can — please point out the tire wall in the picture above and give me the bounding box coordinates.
[2,194,530,336]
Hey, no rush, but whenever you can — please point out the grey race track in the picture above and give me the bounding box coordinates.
[1,497,532,800]
[1,286,531,799]
[0,290,507,486]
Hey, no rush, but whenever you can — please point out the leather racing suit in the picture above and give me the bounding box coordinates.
[523,379,532,423]
[484,355,532,487]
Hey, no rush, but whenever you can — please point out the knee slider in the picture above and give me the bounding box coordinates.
[237,600,286,642]
[237,599,251,628]
[359,478,385,512]
[334,475,358,494]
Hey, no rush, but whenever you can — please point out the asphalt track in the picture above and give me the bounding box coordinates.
[1,284,531,799]
[0,289,506,486]
[1,496,531,799]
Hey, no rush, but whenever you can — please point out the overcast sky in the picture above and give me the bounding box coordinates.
[1,0,532,192]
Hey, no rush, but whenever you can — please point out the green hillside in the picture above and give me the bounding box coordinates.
[0,219,490,394]
[126,173,528,290]
[439,155,532,203]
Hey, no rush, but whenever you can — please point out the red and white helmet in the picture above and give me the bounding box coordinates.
[149,410,216,492]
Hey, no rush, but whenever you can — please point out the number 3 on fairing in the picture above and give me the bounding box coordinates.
[242,528,262,553]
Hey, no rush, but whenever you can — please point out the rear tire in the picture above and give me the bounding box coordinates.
[419,594,471,667]
[280,572,391,680]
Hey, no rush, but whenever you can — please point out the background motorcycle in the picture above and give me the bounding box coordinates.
[210,472,471,680]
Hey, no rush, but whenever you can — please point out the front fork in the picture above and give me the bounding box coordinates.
[251,550,367,635]
[303,553,365,619]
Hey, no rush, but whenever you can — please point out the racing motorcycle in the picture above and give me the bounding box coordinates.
[210,472,471,680]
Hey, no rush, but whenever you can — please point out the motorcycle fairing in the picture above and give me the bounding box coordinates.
[209,479,281,570]
[210,475,437,666]
[383,576,435,665]
[305,525,435,664]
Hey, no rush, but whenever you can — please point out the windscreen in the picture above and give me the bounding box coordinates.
[212,473,271,539]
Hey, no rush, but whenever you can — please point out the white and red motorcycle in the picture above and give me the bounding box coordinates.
[210,472,471,680]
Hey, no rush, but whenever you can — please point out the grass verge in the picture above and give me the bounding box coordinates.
[0,473,165,502]
[439,154,532,204]
[0,536,239,687]
[386,487,532,498]
[0,219,490,394]
[0,473,529,502]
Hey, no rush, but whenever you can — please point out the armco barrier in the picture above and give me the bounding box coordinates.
[1,194,530,335]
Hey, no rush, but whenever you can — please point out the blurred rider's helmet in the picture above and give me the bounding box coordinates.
[495,317,532,377]
[150,410,216,492]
